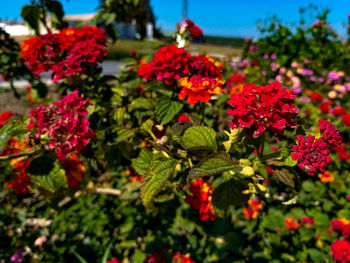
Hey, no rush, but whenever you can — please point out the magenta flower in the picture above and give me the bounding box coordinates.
[291,135,332,176]
[28,90,94,160]
[318,119,343,150]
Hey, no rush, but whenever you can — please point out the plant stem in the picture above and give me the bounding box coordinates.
[0,148,44,162]
[260,133,265,158]
[200,102,205,124]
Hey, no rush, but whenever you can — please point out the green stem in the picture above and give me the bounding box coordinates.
[0,148,44,162]
[259,133,265,158]
[200,102,205,124]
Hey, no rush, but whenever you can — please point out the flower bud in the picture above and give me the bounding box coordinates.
[242,166,254,177]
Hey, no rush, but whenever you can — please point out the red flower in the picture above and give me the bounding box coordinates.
[177,114,191,123]
[1,139,31,194]
[21,26,107,81]
[243,199,263,220]
[8,161,31,194]
[28,90,94,160]
[188,25,203,40]
[179,76,225,105]
[20,32,60,76]
[332,106,347,117]
[190,55,222,78]
[138,63,153,81]
[227,82,298,138]
[143,252,164,263]
[291,135,332,176]
[173,252,195,263]
[106,259,120,263]
[318,119,343,150]
[320,100,331,114]
[310,92,323,103]
[342,114,350,127]
[0,111,13,126]
[331,219,350,232]
[185,178,216,221]
[285,217,300,230]
[331,239,350,263]
[61,154,86,188]
[130,50,137,56]
[141,44,192,85]
[301,217,315,226]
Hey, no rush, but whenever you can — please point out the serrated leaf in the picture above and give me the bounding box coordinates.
[128,98,152,111]
[131,148,153,175]
[29,158,68,193]
[212,178,249,217]
[140,155,178,211]
[156,98,183,125]
[181,126,217,153]
[112,107,126,125]
[189,151,236,178]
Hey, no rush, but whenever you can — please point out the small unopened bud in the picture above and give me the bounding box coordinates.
[242,166,254,177]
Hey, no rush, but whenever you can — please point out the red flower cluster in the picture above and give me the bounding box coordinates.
[285,217,301,230]
[21,26,107,82]
[20,32,60,76]
[173,252,195,263]
[138,44,192,85]
[180,19,203,40]
[331,240,350,263]
[331,219,350,238]
[61,154,86,188]
[227,82,298,138]
[242,198,263,220]
[106,259,120,263]
[143,252,164,263]
[291,135,332,176]
[0,111,14,126]
[301,217,315,226]
[318,119,343,150]
[28,90,94,160]
[179,76,225,105]
[185,178,216,221]
[1,139,31,194]
[227,73,246,95]
[190,55,222,78]
[178,55,225,105]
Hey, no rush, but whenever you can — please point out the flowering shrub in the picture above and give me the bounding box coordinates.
[3,3,350,263]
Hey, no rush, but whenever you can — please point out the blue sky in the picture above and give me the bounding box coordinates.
[2,0,350,37]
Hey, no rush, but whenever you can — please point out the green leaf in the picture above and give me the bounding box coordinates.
[284,156,298,167]
[0,124,14,153]
[112,107,126,125]
[189,151,236,178]
[101,240,114,263]
[308,249,323,262]
[102,12,117,25]
[181,126,217,153]
[128,98,152,111]
[212,178,249,217]
[134,249,146,263]
[113,128,134,144]
[156,98,183,125]
[21,5,40,35]
[274,168,300,190]
[140,155,178,210]
[28,156,68,193]
[131,148,153,175]
[71,249,88,263]
[46,0,66,29]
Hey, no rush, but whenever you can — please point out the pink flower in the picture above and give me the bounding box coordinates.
[28,90,94,160]
[291,135,332,176]
[318,119,343,150]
